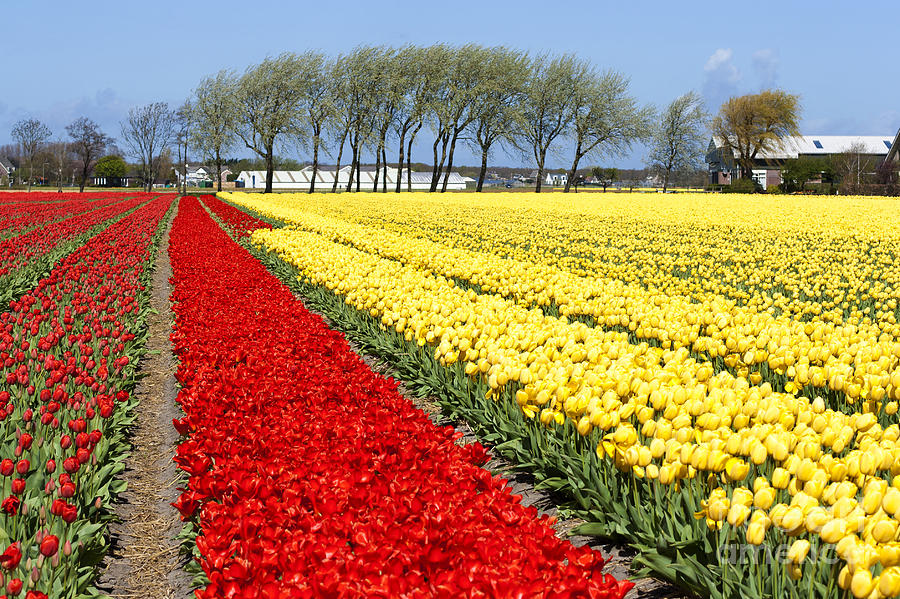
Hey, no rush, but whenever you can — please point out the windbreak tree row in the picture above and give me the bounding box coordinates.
[189,45,658,193]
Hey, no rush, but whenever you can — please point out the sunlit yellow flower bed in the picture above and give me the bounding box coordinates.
[224,191,900,597]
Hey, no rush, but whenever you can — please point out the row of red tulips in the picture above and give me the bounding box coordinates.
[0,194,130,238]
[0,195,172,598]
[0,192,131,206]
[169,196,632,598]
[0,194,155,277]
[201,195,271,239]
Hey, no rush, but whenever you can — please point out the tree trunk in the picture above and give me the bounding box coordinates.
[346,141,357,192]
[429,136,441,192]
[216,150,223,193]
[309,135,319,194]
[406,123,421,192]
[395,129,407,193]
[78,158,89,192]
[355,155,361,192]
[440,129,462,193]
[264,146,274,194]
[28,163,33,192]
[534,150,546,193]
[332,132,347,193]
[373,145,381,192]
[381,146,388,193]
[564,144,583,193]
[476,146,489,192]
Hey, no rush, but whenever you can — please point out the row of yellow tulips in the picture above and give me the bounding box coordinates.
[223,193,900,414]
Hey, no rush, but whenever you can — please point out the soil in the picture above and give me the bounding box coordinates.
[95,202,194,599]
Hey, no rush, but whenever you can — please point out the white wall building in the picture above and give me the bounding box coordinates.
[236,165,473,191]
[545,172,568,186]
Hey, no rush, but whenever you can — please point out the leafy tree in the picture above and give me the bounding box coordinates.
[94,154,127,181]
[780,156,829,192]
[646,91,708,192]
[591,166,618,192]
[66,117,111,192]
[11,118,52,191]
[711,89,801,180]
[392,45,442,192]
[192,70,238,192]
[564,69,653,192]
[468,47,529,192]
[435,45,491,192]
[295,51,332,194]
[511,53,582,192]
[234,54,306,193]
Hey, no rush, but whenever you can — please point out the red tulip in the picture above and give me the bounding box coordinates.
[0,544,21,570]
[38,535,58,558]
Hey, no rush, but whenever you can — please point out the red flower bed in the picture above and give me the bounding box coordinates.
[169,196,632,599]
[0,194,156,277]
[0,196,172,597]
[0,193,132,237]
[202,195,271,238]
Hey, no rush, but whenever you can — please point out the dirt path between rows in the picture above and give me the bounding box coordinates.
[95,200,193,599]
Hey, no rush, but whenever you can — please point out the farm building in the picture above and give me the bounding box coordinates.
[707,134,895,189]
[236,165,473,191]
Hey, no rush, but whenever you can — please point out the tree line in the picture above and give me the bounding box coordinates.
[12,45,825,195]
[185,45,674,194]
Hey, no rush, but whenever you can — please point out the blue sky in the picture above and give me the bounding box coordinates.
[1,0,897,169]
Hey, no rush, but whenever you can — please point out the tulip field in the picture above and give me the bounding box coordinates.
[7,188,900,599]
[0,192,170,598]
[209,190,900,599]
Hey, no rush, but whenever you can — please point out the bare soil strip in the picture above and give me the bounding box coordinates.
[95,201,193,599]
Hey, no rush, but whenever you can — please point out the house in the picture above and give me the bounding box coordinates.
[0,157,17,183]
[236,166,473,191]
[175,163,214,187]
[885,128,900,168]
[707,135,894,190]
[545,171,568,186]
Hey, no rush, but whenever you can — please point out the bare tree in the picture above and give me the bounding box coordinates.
[121,102,176,191]
[192,70,237,192]
[510,54,582,193]
[174,101,193,194]
[833,141,877,192]
[646,91,708,192]
[49,140,71,192]
[66,117,111,192]
[11,118,52,191]
[564,70,654,192]
[234,54,306,193]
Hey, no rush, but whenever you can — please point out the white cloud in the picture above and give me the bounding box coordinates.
[702,48,742,109]
[751,49,779,89]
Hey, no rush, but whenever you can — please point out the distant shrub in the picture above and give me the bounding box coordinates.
[722,178,761,194]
